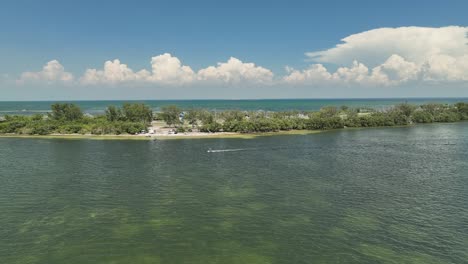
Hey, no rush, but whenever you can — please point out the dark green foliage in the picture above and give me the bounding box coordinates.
[220,110,245,122]
[388,110,411,125]
[434,111,460,122]
[176,126,187,133]
[306,115,344,130]
[185,109,200,128]
[411,111,434,123]
[50,103,83,121]
[420,103,444,115]
[90,121,146,135]
[0,103,151,135]
[455,102,468,120]
[198,110,215,125]
[200,121,222,133]
[105,105,123,122]
[30,123,58,135]
[1,102,467,136]
[394,103,416,117]
[222,120,250,133]
[57,124,85,134]
[122,103,153,123]
[3,120,27,133]
[31,114,44,121]
[319,106,339,118]
[254,118,280,132]
[120,122,146,134]
[160,105,181,127]
[222,118,280,133]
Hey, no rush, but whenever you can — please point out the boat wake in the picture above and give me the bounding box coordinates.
[207,148,249,153]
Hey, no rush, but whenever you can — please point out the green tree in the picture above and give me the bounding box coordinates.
[31,114,44,121]
[160,105,181,127]
[394,103,416,117]
[105,105,122,122]
[200,121,222,133]
[50,103,83,121]
[122,103,153,123]
[420,103,444,115]
[198,110,215,125]
[320,106,338,118]
[455,102,468,120]
[185,109,200,128]
[411,111,434,123]
[221,110,245,122]
[434,111,460,122]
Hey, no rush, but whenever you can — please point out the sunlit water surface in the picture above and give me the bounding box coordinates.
[1,123,467,263]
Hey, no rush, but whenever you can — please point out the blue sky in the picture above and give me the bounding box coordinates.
[1,0,467,100]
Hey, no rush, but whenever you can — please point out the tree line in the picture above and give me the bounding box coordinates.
[0,103,152,135]
[0,102,467,135]
[156,102,468,133]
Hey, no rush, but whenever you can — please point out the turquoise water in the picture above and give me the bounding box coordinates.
[1,123,468,263]
[0,98,467,115]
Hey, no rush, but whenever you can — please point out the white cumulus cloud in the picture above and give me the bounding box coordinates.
[80,53,194,85]
[283,64,332,83]
[147,53,195,84]
[16,27,468,89]
[80,54,272,85]
[422,54,468,81]
[306,26,468,66]
[371,54,420,84]
[19,60,74,83]
[81,59,149,84]
[197,57,273,84]
[286,26,468,85]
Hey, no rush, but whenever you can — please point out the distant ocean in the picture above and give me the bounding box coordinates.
[0,98,466,115]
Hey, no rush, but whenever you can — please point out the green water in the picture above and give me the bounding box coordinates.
[1,98,467,115]
[1,123,468,263]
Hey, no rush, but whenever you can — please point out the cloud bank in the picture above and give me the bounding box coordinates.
[290,26,468,85]
[79,54,271,86]
[17,26,468,88]
[306,26,468,66]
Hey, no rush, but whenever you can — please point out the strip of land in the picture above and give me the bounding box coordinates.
[0,102,467,140]
[0,129,322,140]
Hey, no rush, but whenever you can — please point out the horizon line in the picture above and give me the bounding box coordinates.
[1,96,468,103]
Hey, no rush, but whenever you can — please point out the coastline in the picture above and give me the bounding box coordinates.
[2,101,467,140]
[1,122,467,140]
[0,129,322,140]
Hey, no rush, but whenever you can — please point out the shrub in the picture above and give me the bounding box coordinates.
[411,111,434,123]
[120,122,146,134]
[434,111,460,122]
[200,122,222,133]
[176,126,187,133]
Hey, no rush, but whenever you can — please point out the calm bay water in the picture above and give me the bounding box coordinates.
[0,98,467,115]
[1,123,468,263]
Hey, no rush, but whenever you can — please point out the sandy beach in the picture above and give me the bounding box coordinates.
[0,129,321,140]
